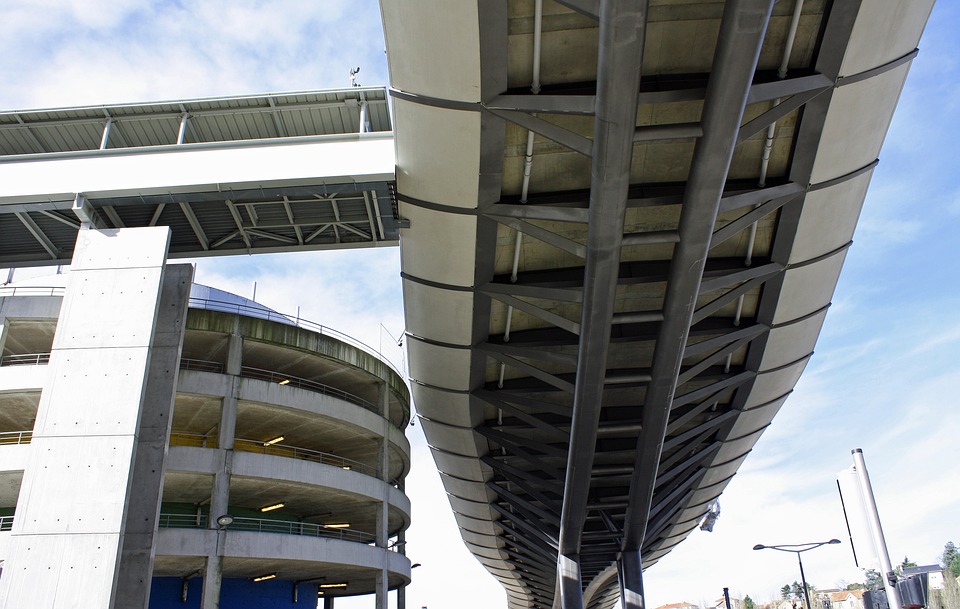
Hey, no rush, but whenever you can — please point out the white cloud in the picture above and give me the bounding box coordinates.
[0,0,387,110]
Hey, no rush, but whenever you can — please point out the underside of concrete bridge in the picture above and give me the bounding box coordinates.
[382,1,934,608]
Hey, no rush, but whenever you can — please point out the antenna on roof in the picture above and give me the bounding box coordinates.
[349,67,361,87]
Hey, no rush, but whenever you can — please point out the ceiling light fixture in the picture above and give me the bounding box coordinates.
[263,436,285,446]
[253,573,277,582]
[260,503,285,512]
[278,379,290,385]
[322,523,350,529]
[319,583,348,589]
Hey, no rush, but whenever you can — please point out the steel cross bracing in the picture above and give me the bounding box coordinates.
[392,1,906,609]
[0,183,397,266]
[465,2,783,606]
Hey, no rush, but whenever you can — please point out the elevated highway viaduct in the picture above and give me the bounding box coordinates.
[380,1,934,608]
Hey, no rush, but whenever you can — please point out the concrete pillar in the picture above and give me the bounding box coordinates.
[397,530,407,609]
[324,597,335,609]
[559,553,584,609]
[201,553,224,609]
[375,382,390,609]
[203,376,240,609]
[114,263,193,608]
[218,390,238,451]
[225,329,242,377]
[618,549,645,609]
[0,227,185,609]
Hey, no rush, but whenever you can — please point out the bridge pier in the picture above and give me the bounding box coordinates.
[0,226,191,609]
[618,550,645,609]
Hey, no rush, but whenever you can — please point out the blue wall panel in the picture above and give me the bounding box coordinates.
[149,577,319,609]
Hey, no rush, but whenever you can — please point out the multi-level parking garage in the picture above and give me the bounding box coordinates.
[0,278,411,607]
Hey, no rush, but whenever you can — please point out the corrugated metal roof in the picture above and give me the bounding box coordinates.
[0,87,391,156]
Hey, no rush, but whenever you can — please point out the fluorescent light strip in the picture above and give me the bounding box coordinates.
[320,583,348,589]
[253,573,277,582]
[260,503,285,512]
[322,523,350,528]
[263,436,284,446]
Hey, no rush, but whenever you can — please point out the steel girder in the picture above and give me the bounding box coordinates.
[386,0,933,607]
[0,182,399,266]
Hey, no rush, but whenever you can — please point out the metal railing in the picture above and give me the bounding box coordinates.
[239,366,380,414]
[169,432,218,449]
[187,293,403,378]
[177,359,380,415]
[158,513,208,529]
[232,438,376,477]
[0,286,402,377]
[0,431,32,445]
[178,358,224,373]
[0,353,50,367]
[227,517,376,543]
[0,516,13,531]
[168,434,381,480]
[155,513,376,544]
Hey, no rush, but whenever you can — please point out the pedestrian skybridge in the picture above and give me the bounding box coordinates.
[0,87,399,266]
[0,2,936,609]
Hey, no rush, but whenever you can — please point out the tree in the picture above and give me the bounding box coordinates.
[895,556,919,577]
[942,541,960,578]
[865,570,884,590]
[745,596,756,609]
[782,585,793,599]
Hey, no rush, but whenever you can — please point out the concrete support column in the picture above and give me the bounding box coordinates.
[203,376,240,609]
[324,597,335,609]
[0,227,186,609]
[397,530,407,609]
[558,553,584,609]
[114,263,193,608]
[617,550,645,609]
[375,510,389,609]
[225,328,242,376]
[217,377,240,451]
[375,382,390,609]
[201,552,224,609]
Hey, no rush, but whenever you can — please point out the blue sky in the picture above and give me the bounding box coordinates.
[1,1,957,608]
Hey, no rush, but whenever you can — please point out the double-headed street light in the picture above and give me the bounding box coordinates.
[753,539,841,609]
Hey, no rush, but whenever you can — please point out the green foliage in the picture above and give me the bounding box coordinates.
[845,583,865,591]
[865,570,884,590]
[943,541,960,578]
[745,596,756,609]
[780,581,816,601]
[895,556,919,577]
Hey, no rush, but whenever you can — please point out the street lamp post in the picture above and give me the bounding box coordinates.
[753,539,841,609]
